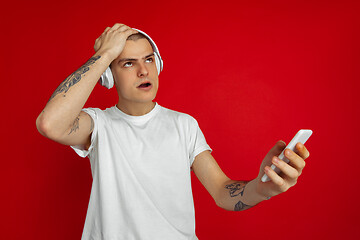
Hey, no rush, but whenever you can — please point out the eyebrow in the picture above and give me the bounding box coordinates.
[119,53,154,62]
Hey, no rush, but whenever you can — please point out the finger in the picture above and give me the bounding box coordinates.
[103,27,111,34]
[115,26,139,36]
[123,28,138,35]
[267,140,286,158]
[271,156,299,180]
[110,23,125,31]
[115,24,131,32]
[264,166,288,192]
[295,142,310,160]
[284,148,306,172]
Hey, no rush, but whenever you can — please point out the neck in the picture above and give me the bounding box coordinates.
[116,101,156,116]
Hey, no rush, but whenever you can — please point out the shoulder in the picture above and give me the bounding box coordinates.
[158,105,200,131]
[81,107,103,115]
[159,105,198,124]
[81,106,113,122]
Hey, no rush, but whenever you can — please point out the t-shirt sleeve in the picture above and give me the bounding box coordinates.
[188,116,212,166]
[70,108,99,158]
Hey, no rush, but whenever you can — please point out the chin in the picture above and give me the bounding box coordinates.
[140,90,158,102]
[140,96,156,103]
[133,94,157,103]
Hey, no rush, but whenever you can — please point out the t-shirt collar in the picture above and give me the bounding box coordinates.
[112,102,160,123]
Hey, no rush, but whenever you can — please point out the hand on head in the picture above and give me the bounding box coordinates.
[94,23,138,61]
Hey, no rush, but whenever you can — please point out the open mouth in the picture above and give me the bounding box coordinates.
[137,82,152,88]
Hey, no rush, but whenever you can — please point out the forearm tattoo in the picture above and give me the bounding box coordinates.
[48,56,101,102]
[225,182,247,197]
[225,181,253,211]
[68,114,80,135]
[234,200,252,211]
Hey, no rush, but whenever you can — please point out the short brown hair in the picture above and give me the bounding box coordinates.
[127,33,147,41]
[126,33,154,52]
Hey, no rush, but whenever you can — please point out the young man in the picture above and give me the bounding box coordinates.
[36,23,310,240]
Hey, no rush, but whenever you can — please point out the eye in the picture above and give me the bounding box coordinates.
[145,57,154,63]
[123,62,133,67]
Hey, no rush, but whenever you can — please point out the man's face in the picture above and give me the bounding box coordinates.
[110,38,159,105]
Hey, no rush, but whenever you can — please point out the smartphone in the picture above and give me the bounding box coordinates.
[261,129,313,182]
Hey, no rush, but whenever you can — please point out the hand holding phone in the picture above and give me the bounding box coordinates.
[261,129,313,182]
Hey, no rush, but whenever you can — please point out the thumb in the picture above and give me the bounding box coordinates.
[266,140,286,158]
[257,140,287,179]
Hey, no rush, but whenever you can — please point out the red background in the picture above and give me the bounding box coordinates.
[1,0,359,239]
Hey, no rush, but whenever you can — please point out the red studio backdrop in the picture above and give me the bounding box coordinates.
[1,0,359,239]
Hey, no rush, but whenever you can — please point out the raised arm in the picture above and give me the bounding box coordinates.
[36,24,138,148]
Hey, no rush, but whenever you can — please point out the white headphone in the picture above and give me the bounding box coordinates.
[98,28,163,89]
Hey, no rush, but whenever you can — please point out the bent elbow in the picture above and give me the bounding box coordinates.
[215,197,228,210]
[35,113,62,140]
[36,113,51,138]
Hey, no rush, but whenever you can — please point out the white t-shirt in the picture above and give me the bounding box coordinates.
[71,103,212,240]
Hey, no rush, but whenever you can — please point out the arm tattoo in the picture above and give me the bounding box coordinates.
[225,181,253,211]
[234,200,252,211]
[225,181,248,197]
[68,114,80,135]
[48,56,101,102]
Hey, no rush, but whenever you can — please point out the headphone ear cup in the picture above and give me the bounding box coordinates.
[154,52,161,75]
[99,67,114,89]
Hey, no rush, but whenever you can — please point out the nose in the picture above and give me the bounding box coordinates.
[137,62,149,78]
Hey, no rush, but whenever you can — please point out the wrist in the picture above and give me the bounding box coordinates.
[94,50,115,66]
[246,179,271,204]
